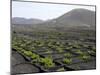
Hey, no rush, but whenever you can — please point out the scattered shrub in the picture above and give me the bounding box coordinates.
[23,51,33,57]
[39,57,55,68]
[75,50,83,55]
[64,53,72,58]
[56,47,63,53]
[79,54,91,62]
[63,58,72,64]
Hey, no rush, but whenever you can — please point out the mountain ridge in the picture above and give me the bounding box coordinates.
[12,17,44,25]
[12,8,96,31]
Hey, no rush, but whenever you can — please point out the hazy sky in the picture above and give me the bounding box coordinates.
[12,1,95,20]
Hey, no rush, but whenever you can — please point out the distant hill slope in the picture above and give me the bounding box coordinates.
[12,17,44,25]
[57,8,95,26]
[12,8,96,32]
[34,8,95,29]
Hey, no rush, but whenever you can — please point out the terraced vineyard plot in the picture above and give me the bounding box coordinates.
[12,35,96,74]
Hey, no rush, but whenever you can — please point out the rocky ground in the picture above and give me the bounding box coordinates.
[11,50,40,75]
